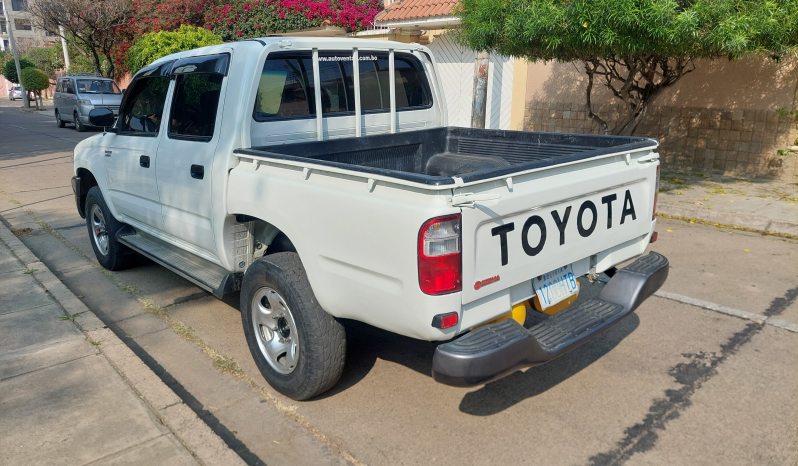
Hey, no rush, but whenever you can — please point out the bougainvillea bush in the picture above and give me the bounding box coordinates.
[205,0,382,41]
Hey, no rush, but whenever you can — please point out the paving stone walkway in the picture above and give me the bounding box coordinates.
[0,220,245,466]
[657,169,798,237]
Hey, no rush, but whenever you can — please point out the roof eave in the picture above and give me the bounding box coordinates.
[373,15,461,30]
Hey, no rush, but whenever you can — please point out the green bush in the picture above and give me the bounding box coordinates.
[3,58,35,84]
[20,68,50,92]
[126,25,224,75]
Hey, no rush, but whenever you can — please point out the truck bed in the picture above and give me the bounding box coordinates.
[235,127,658,186]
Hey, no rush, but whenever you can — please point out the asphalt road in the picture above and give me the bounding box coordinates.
[1,99,797,466]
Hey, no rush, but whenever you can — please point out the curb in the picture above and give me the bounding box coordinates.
[0,221,246,466]
[658,202,798,238]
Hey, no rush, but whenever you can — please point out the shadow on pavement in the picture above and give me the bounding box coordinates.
[458,313,639,416]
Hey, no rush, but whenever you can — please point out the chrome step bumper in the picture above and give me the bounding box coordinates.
[432,252,669,387]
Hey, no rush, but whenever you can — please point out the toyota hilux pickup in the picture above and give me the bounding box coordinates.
[71,38,668,400]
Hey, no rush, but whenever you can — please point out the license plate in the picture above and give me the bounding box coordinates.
[532,264,579,310]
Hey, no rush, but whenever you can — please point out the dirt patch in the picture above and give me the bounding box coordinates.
[11,228,32,237]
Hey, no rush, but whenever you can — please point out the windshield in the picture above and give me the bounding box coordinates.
[76,80,121,95]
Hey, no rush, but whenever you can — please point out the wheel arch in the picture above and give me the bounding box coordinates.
[234,214,297,257]
[75,168,98,218]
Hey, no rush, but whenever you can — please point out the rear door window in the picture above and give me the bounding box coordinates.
[253,51,431,121]
[168,73,223,140]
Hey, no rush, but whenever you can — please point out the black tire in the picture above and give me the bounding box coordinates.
[74,112,85,132]
[85,187,136,271]
[241,252,346,401]
[56,110,65,128]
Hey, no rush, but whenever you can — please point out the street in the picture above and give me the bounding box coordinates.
[1,100,797,466]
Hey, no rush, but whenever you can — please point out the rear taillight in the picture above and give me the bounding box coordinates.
[418,214,462,295]
[653,164,660,220]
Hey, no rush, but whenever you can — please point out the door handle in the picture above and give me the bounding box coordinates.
[190,164,204,180]
[139,155,150,168]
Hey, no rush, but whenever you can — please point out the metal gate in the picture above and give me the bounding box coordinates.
[427,32,514,130]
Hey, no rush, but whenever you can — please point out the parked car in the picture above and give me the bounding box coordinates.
[54,76,123,132]
[8,86,25,101]
[71,38,668,400]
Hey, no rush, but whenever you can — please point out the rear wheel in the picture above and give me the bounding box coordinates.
[74,112,85,132]
[241,252,346,400]
[85,187,136,271]
[55,110,65,128]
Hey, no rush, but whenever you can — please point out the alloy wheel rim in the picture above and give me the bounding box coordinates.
[90,204,109,256]
[251,287,299,374]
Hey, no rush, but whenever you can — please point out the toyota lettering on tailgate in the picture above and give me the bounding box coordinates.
[490,189,637,266]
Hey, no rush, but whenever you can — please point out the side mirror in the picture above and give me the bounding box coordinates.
[89,108,115,128]
[121,89,126,94]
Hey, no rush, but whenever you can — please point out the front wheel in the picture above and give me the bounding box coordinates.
[241,252,346,401]
[85,187,136,271]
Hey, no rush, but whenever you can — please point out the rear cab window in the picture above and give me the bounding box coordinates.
[253,50,432,121]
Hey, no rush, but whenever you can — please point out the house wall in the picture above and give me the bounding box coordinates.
[522,56,798,179]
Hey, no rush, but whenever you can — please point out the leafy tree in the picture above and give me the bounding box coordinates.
[3,58,35,84]
[457,0,798,135]
[26,0,130,78]
[23,47,60,81]
[49,42,98,75]
[0,51,12,74]
[20,68,50,109]
[126,25,224,74]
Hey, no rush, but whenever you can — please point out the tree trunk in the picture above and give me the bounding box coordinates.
[581,56,695,136]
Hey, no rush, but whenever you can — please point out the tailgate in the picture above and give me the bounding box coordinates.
[459,150,658,304]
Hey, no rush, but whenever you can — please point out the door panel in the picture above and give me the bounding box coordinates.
[103,134,163,226]
[156,58,228,255]
[104,74,171,228]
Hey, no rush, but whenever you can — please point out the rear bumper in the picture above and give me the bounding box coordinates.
[432,252,669,387]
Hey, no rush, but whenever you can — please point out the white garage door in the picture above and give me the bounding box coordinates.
[427,32,514,130]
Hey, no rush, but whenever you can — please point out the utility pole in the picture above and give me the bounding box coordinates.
[2,0,28,108]
[59,25,70,71]
[471,51,489,129]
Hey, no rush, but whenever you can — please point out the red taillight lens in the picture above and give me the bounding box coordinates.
[653,164,660,220]
[418,214,462,295]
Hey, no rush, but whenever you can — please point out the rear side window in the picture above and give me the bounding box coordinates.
[255,53,314,118]
[253,51,431,121]
[168,73,223,140]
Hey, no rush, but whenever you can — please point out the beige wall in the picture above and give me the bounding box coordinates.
[522,56,798,179]
[525,56,798,111]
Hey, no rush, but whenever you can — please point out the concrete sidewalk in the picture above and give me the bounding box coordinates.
[657,169,798,237]
[0,221,245,466]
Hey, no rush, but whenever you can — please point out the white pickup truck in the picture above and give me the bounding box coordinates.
[71,38,668,400]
